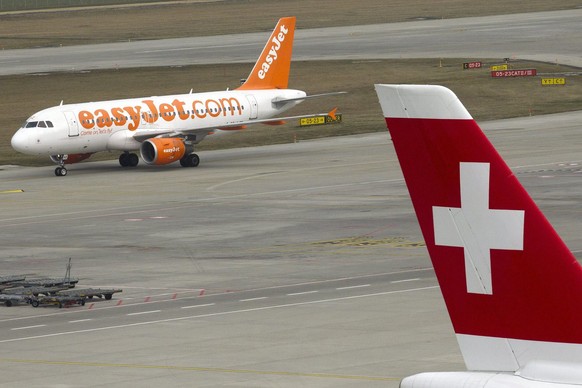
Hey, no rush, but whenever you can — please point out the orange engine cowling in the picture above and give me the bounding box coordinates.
[50,153,94,165]
[140,138,186,165]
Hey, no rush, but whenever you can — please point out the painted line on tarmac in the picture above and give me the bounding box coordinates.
[181,303,215,309]
[10,324,45,331]
[239,297,267,302]
[0,286,438,344]
[0,269,435,324]
[391,278,420,284]
[68,319,92,323]
[336,284,370,290]
[0,357,400,382]
[127,310,161,316]
[287,290,318,296]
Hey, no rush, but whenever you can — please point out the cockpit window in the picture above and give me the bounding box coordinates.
[23,120,54,128]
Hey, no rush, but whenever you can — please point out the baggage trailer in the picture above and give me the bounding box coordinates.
[58,288,122,300]
[0,275,28,293]
[3,286,67,296]
[0,294,32,307]
[0,275,27,285]
[29,294,86,308]
[17,277,79,288]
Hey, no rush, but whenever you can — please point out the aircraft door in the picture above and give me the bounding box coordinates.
[63,111,79,137]
[246,95,258,119]
[141,110,156,130]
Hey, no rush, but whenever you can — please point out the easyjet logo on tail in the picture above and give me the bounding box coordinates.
[237,17,296,90]
[258,24,289,80]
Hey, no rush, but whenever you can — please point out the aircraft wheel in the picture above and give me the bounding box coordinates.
[119,153,129,167]
[31,300,39,308]
[55,167,67,176]
[190,154,200,167]
[128,153,139,167]
[180,153,200,167]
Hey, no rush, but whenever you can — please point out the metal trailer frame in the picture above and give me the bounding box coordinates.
[58,288,122,300]
[28,295,86,308]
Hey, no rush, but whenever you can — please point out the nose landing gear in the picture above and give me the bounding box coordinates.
[55,167,68,176]
[53,155,67,176]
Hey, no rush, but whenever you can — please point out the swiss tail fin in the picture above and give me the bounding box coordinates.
[237,17,296,90]
[375,84,582,372]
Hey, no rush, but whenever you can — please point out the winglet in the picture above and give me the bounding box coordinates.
[328,107,337,120]
[237,17,296,90]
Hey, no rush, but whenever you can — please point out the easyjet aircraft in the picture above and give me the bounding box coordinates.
[376,84,582,387]
[11,17,341,176]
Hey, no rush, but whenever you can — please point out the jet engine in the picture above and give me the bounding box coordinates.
[140,138,186,165]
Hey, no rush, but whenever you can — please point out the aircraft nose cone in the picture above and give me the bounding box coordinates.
[11,130,29,153]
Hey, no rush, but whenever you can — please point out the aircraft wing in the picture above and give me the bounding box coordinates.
[271,91,347,106]
[131,110,339,142]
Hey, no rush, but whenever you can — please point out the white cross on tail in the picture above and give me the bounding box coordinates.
[433,162,525,295]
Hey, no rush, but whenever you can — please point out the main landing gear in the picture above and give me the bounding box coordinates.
[180,153,200,167]
[119,152,139,167]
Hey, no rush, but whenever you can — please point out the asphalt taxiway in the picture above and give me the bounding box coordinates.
[1,110,582,386]
[1,9,582,75]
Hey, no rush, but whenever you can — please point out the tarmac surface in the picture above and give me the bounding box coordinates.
[1,110,582,386]
[1,9,582,75]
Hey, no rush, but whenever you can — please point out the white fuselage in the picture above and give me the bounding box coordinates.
[11,88,305,156]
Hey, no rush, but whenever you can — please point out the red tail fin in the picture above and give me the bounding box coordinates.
[375,84,582,373]
[237,17,296,90]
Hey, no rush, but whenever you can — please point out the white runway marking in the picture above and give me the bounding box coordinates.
[336,284,370,290]
[69,319,93,324]
[181,303,215,309]
[11,325,46,331]
[0,270,434,324]
[239,297,267,302]
[287,291,318,296]
[391,278,420,284]
[0,286,439,343]
[127,310,161,316]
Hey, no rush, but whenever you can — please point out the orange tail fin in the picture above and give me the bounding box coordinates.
[237,17,296,90]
